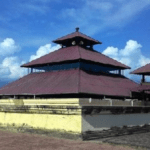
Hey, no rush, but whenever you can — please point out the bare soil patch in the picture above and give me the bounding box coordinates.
[100,132,150,150]
[0,129,136,150]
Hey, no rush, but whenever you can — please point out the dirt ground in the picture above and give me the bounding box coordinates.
[0,130,137,150]
[100,132,150,150]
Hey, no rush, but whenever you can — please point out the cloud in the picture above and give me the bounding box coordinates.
[3,0,61,18]
[0,56,27,79]
[86,1,113,12]
[102,40,150,82]
[0,37,60,81]
[19,2,49,15]
[0,38,20,56]
[102,47,119,57]
[0,38,26,80]
[119,40,142,56]
[30,43,61,61]
[60,0,150,34]
[105,0,150,27]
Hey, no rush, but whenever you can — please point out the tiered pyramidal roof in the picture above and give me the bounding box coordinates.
[0,28,138,98]
[22,28,129,69]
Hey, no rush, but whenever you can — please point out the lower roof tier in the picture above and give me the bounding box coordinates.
[0,69,138,97]
[132,84,150,92]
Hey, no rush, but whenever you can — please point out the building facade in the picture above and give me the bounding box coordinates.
[0,28,149,135]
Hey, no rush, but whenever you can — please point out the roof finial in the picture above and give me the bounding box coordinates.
[76,27,79,32]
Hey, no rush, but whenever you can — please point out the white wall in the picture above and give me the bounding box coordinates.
[82,113,150,132]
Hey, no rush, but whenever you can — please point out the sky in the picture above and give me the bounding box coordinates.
[0,0,150,87]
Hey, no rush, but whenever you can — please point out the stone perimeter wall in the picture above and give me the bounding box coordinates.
[0,98,82,134]
[0,112,81,133]
[0,98,150,135]
[82,114,150,132]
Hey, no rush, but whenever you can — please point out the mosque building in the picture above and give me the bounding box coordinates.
[0,28,149,136]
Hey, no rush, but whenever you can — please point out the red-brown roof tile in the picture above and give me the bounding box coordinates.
[130,63,150,75]
[132,84,150,92]
[53,31,101,44]
[79,70,138,96]
[22,46,130,69]
[0,69,138,97]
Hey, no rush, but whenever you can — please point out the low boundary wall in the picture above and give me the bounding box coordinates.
[0,98,82,134]
[0,112,81,133]
[82,114,150,132]
[0,98,150,137]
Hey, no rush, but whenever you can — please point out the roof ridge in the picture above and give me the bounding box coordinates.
[53,31,76,42]
[53,30,101,44]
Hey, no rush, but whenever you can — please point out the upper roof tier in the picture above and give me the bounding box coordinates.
[53,27,102,47]
[130,63,150,75]
[22,45,130,69]
[22,28,130,69]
